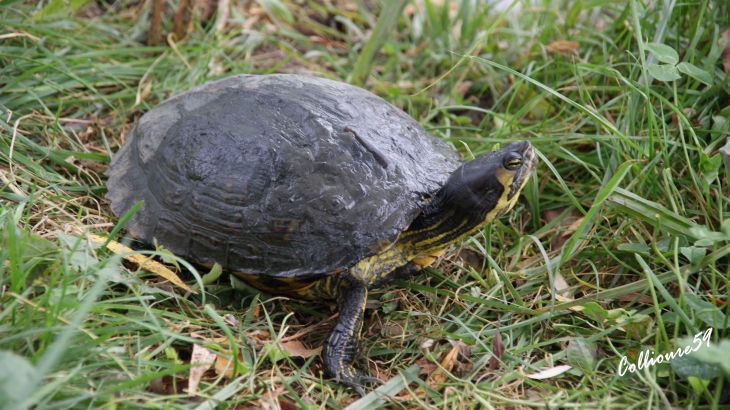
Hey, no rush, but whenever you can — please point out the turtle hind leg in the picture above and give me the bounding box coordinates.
[314,274,380,395]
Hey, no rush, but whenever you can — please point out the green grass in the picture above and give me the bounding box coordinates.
[1,0,729,408]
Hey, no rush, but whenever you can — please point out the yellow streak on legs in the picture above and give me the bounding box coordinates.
[412,249,446,268]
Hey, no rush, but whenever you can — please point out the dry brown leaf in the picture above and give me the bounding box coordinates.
[542,209,563,225]
[565,217,584,232]
[249,329,270,341]
[278,398,298,410]
[545,40,580,56]
[488,329,504,371]
[188,344,216,397]
[672,108,697,126]
[415,359,438,376]
[280,340,321,358]
[371,367,389,384]
[214,352,244,378]
[448,339,471,363]
[89,234,196,293]
[399,341,472,400]
[708,292,726,307]
[542,209,583,251]
[148,375,189,395]
[721,28,730,73]
[257,386,285,409]
[457,249,484,272]
[428,342,462,385]
[309,35,330,47]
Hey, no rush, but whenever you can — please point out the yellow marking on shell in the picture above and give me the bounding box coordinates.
[232,271,318,297]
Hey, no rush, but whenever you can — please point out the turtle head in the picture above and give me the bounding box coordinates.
[452,140,537,220]
[401,141,537,255]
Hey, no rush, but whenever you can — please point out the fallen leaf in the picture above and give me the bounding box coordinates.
[399,341,473,400]
[542,209,563,225]
[542,209,583,251]
[148,375,189,395]
[448,339,471,363]
[415,359,438,376]
[707,292,725,307]
[428,341,467,385]
[278,398,298,410]
[545,40,580,56]
[525,364,573,380]
[488,329,504,371]
[280,340,321,358]
[89,234,196,293]
[372,367,390,383]
[248,329,271,346]
[258,385,285,409]
[188,344,216,397]
[672,108,699,127]
[457,249,484,272]
[214,352,247,378]
[553,271,570,298]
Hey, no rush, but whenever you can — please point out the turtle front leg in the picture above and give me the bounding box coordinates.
[316,275,379,395]
[369,261,420,289]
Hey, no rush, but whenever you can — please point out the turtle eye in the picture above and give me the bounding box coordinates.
[503,153,523,170]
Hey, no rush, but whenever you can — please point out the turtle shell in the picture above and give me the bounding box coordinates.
[106,74,463,279]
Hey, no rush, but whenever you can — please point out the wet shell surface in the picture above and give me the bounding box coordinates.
[106,74,463,278]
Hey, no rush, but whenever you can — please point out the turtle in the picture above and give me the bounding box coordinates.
[106,74,538,395]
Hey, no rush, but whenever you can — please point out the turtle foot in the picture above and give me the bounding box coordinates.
[332,366,384,397]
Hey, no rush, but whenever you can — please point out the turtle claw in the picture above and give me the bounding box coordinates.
[333,367,382,396]
[352,384,366,397]
[359,376,385,385]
